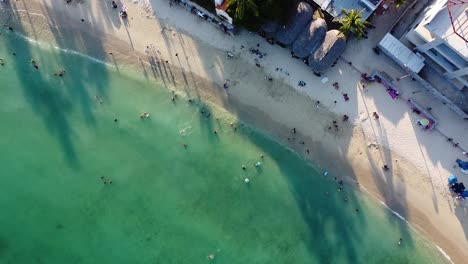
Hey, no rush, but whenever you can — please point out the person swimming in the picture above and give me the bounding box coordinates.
[140,112,150,119]
[54,69,65,76]
[0,58,4,66]
[30,59,39,69]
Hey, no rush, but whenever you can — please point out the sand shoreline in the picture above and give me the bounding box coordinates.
[1,0,467,262]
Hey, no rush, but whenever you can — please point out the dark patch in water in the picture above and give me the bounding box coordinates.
[56,223,64,230]
[0,237,9,256]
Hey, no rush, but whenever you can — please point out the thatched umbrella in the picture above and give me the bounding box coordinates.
[291,18,327,59]
[259,21,280,39]
[275,2,313,47]
[261,21,280,35]
[308,30,346,72]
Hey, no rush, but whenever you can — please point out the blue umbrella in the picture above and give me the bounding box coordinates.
[456,159,468,171]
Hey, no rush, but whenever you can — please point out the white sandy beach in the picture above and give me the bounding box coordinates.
[1,0,468,262]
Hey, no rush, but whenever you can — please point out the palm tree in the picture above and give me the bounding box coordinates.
[338,9,371,40]
[228,0,259,22]
[394,0,407,8]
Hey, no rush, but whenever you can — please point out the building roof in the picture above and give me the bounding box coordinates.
[423,0,468,59]
[275,2,313,46]
[292,18,328,58]
[215,0,229,11]
[308,30,347,72]
[378,33,426,73]
[314,0,383,21]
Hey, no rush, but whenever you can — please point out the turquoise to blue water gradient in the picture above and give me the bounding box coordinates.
[0,32,449,263]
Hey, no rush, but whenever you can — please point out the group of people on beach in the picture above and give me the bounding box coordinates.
[247,44,269,69]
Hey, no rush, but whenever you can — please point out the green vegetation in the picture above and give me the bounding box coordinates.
[193,0,358,35]
[394,0,407,8]
[228,0,259,22]
[337,9,371,40]
[192,0,216,12]
[227,0,293,31]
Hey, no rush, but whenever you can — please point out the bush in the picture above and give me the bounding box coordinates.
[192,0,216,12]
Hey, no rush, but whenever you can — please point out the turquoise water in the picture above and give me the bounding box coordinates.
[0,33,449,263]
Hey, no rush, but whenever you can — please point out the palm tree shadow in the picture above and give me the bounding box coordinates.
[1,0,113,168]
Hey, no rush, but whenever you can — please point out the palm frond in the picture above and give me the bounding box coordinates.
[337,9,369,40]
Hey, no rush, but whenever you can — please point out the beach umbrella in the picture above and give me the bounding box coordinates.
[275,2,313,46]
[456,159,468,173]
[260,21,280,37]
[307,30,347,73]
[419,118,429,126]
[291,18,327,58]
[448,175,457,184]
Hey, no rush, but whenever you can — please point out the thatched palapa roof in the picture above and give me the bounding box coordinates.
[261,21,280,35]
[291,18,327,59]
[308,30,347,72]
[275,2,313,46]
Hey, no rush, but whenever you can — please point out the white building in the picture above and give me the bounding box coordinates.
[313,0,384,20]
[214,0,233,24]
[405,0,468,90]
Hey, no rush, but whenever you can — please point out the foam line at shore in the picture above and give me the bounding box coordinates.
[436,245,454,264]
[358,182,454,263]
[378,201,408,223]
[6,31,111,67]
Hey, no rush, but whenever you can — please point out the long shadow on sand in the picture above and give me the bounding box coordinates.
[1,0,111,168]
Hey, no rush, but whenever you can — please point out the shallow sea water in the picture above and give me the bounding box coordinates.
[0,33,450,263]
